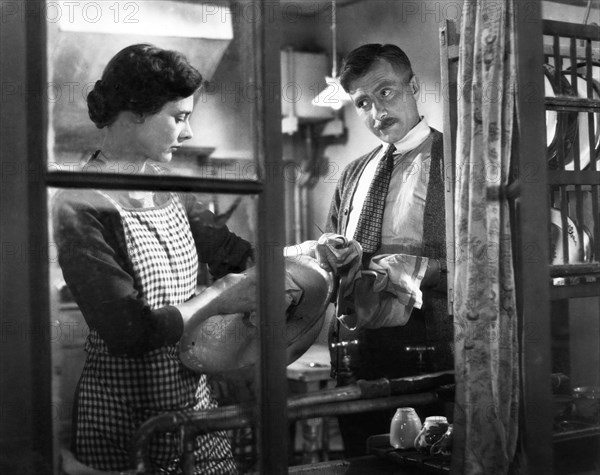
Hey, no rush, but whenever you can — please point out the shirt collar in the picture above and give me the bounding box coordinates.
[385,117,430,155]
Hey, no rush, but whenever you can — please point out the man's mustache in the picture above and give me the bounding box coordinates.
[374,117,398,131]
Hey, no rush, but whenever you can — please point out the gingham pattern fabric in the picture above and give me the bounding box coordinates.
[75,188,237,474]
[353,144,396,254]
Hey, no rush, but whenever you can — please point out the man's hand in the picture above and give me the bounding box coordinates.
[315,233,362,274]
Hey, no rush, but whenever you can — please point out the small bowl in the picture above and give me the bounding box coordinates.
[572,386,600,421]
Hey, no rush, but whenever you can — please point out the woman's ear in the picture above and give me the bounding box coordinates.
[124,110,146,124]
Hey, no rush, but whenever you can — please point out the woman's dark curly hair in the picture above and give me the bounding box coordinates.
[87,44,203,128]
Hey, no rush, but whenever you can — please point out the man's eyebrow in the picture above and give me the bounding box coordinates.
[376,79,397,88]
[352,92,367,104]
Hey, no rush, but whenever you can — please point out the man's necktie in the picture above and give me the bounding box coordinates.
[353,144,396,254]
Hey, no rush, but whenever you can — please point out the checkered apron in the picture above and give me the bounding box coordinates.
[74,189,237,474]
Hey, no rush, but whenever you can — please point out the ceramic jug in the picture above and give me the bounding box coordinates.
[389,407,422,449]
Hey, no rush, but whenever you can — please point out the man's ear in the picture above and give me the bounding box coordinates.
[409,75,419,96]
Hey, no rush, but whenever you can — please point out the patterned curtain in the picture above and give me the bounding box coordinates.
[451,1,520,473]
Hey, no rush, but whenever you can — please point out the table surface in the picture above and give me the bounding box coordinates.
[287,344,332,383]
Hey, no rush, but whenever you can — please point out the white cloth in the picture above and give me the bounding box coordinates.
[339,253,428,330]
[315,234,428,330]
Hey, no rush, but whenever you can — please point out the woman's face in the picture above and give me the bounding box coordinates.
[134,95,194,163]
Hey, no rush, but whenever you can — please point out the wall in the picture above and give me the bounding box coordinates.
[189,3,329,160]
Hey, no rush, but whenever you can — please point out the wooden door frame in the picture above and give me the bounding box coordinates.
[0,1,288,472]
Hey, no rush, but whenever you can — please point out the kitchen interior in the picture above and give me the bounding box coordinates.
[1,0,600,474]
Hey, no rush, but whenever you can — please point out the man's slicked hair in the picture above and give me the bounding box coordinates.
[339,44,414,92]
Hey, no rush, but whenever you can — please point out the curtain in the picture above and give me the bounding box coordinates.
[451,1,520,473]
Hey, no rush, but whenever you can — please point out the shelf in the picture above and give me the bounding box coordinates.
[173,146,216,159]
[543,20,600,41]
[550,280,600,300]
[543,44,600,63]
[369,446,450,474]
[543,18,600,306]
[550,265,600,299]
[554,424,600,443]
[58,301,79,311]
[545,97,600,113]
[550,264,600,277]
[544,0,597,6]
[547,170,600,185]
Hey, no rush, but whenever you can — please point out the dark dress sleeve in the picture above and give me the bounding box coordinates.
[182,194,253,279]
[52,190,184,357]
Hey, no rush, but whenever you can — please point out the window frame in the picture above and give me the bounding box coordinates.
[0,0,288,472]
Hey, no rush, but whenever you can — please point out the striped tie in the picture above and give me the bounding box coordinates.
[353,144,396,254]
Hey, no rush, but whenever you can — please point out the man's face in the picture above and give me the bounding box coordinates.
[348,59,421,144]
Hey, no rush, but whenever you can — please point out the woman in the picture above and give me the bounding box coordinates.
[53,44,253,474]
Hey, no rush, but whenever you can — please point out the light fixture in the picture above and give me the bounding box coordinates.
[311,0,351,110]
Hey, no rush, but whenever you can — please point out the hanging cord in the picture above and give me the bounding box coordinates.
[582,0,593,26]
[331,0,337,78]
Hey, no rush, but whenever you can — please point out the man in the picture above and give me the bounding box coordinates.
[317,44,453,457]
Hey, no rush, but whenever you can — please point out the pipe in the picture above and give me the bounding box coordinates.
[289,392,438,420]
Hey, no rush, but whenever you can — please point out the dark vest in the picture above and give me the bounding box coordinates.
[329,129,454,381]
